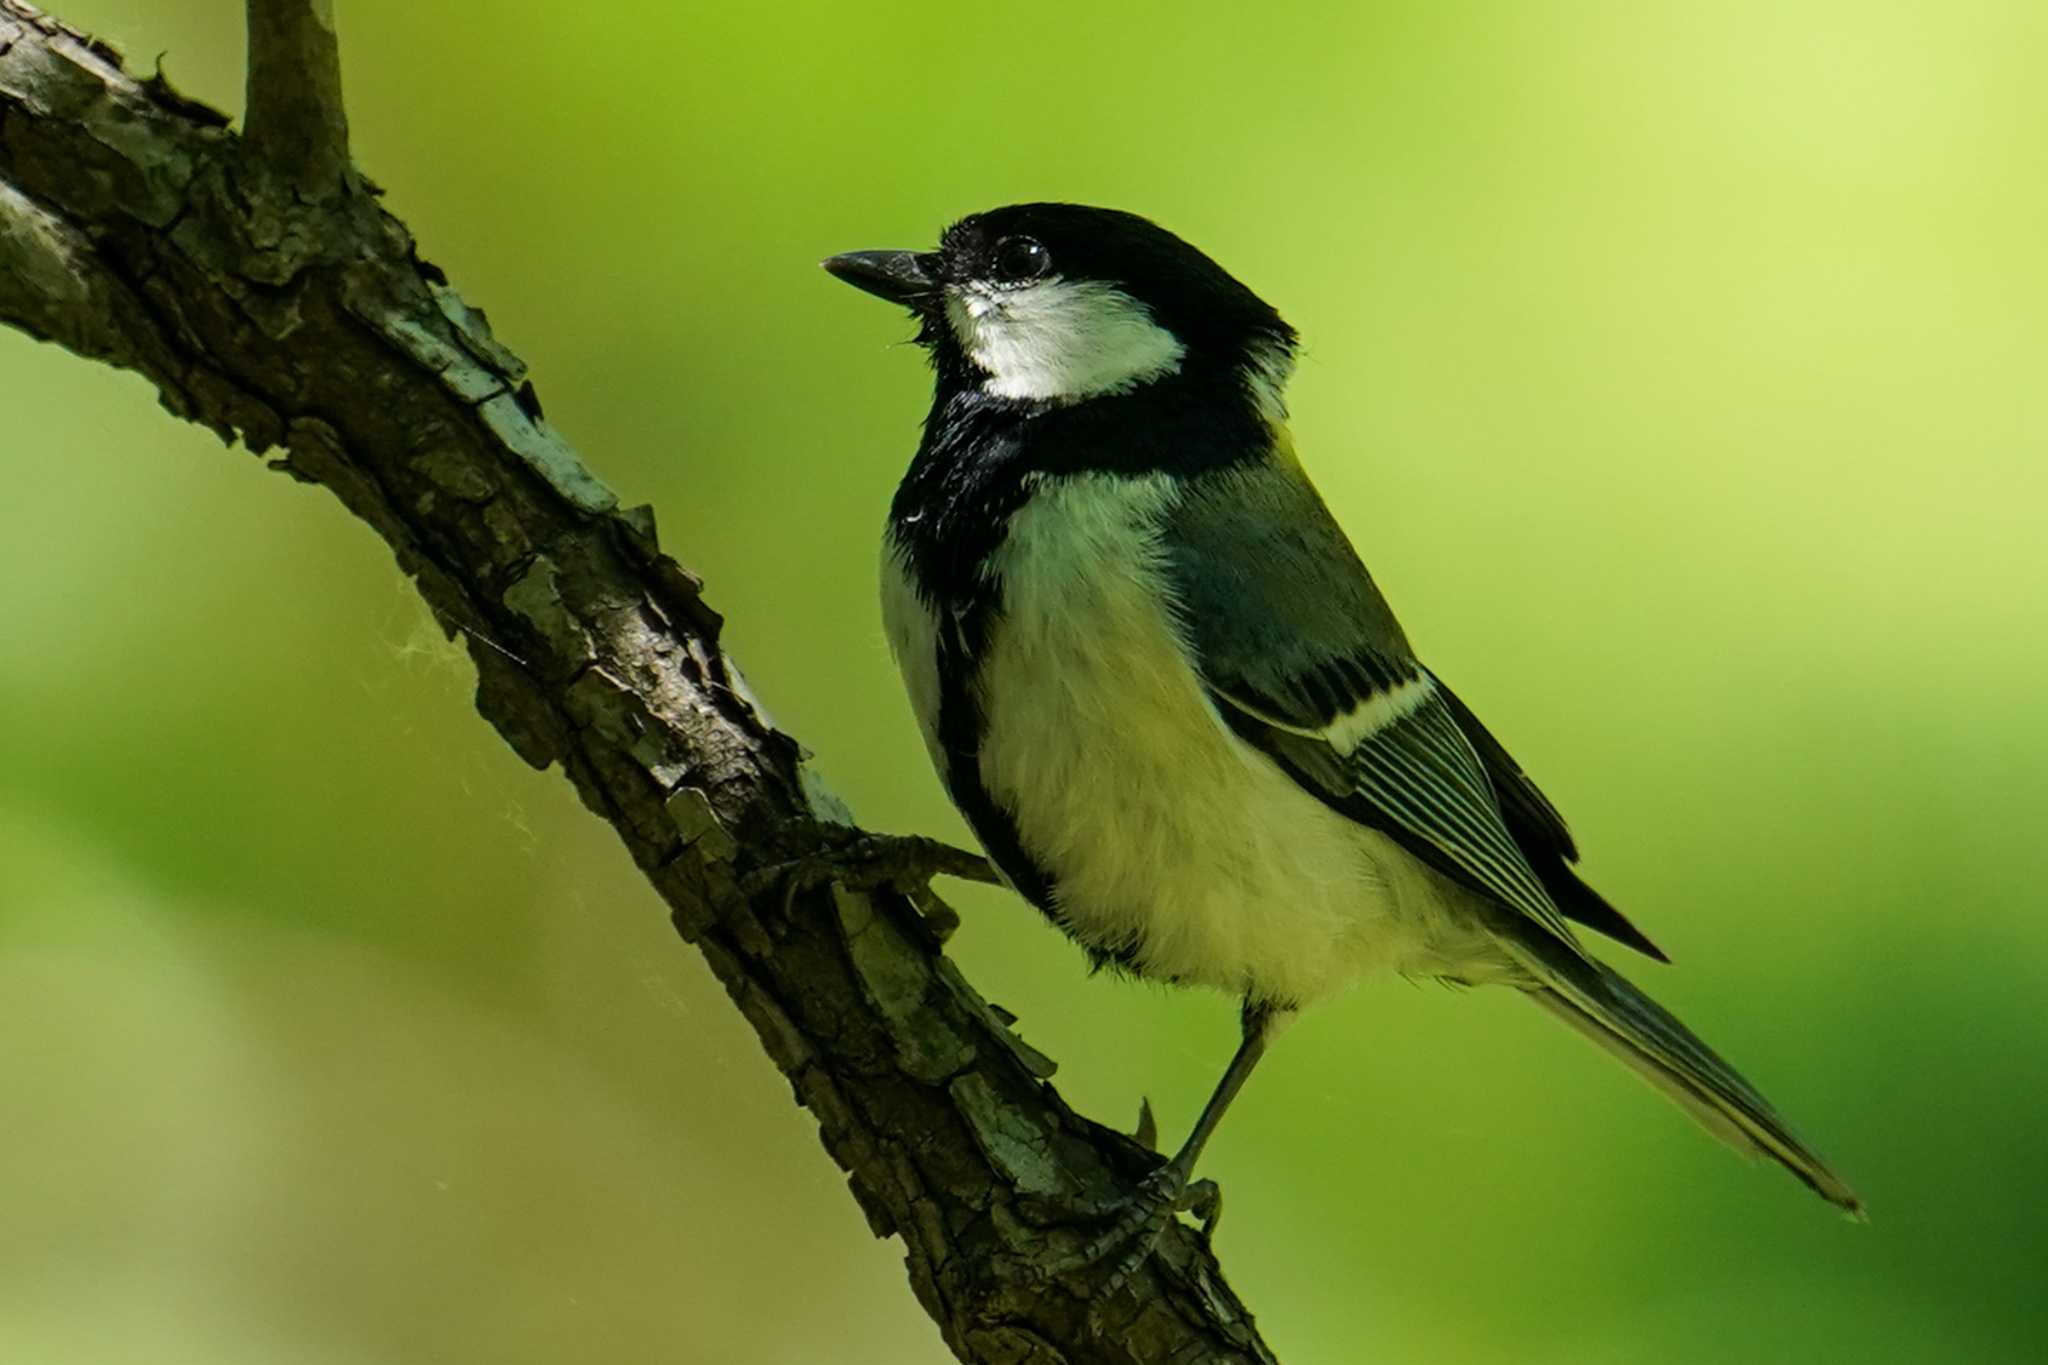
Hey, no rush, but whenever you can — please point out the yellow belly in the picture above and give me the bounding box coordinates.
[974,473,1453,1004]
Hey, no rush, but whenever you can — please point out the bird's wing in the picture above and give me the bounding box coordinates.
[1430,680,1667,959]
[1160,457,1662,961]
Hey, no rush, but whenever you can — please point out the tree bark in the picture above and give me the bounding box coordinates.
[0,4,1279,1361]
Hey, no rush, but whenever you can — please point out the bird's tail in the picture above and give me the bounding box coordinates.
[1513,939,1863,1216]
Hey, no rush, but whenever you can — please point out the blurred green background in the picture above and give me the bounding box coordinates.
[4,1,2044,1361]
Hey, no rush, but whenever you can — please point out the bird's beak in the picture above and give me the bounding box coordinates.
[822,250,942,307]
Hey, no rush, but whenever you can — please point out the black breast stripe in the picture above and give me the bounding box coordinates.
[934,607,1058,910]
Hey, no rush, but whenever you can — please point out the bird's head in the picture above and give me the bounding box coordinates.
[825,203,1296,414]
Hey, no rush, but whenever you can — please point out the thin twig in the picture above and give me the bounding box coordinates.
[243,0,350,197]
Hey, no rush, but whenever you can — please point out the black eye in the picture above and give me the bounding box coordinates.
[992,235,1051,283]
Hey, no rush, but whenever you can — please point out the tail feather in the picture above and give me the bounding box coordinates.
[1514,944,1863,1216]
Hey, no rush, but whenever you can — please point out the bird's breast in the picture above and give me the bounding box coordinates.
[952,472,1416,1003]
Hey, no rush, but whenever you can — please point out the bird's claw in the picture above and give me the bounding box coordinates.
[740,833,995,935]
[1087,1170,1226,1332]
[1183,1177,1222,1241]
[1037,1163,1227,1330]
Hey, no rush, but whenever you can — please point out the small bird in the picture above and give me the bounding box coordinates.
[823,204,1861,1259]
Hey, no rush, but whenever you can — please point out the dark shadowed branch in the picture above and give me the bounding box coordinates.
[0,3,1281,1361]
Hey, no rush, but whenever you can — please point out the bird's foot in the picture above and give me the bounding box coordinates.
[1041,1162,1224,1326]
[741,833,997,938]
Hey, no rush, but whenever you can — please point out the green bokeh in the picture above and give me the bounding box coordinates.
[4,2,2044,1360]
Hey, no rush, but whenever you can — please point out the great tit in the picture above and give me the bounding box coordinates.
[823,203,1861,1258]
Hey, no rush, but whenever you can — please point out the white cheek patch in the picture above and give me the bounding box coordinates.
[944,278,1186,402]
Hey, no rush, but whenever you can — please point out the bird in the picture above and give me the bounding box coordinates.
[821,202,1862,1266]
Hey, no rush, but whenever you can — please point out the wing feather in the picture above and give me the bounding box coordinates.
[1214,676,1585,952]
[1165,459,1662,962]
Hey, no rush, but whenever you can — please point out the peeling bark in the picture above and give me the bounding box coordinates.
[0,3,1281,1361]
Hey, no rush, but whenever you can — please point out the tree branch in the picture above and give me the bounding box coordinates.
[0,4,1279,1360]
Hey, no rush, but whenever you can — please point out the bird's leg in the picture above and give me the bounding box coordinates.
[1049,1000,1289,1300]
[741,832,998,937]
